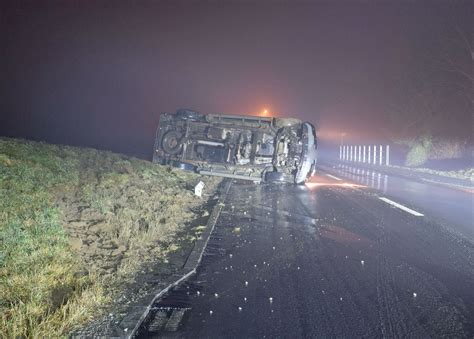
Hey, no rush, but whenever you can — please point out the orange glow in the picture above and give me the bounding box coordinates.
[304,173,365,190]
[320,224,373,248]
[261,108,269,116]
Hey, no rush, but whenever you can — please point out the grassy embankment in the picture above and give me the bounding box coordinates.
[0,137,213,337]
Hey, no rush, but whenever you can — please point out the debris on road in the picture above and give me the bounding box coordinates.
[195,180,205,197]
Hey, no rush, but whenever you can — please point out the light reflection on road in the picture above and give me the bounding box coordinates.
[305,174,366,190]
[326,164,474,240]
[330,164,389,192]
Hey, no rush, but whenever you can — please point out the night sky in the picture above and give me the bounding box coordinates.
[1,1,472,159]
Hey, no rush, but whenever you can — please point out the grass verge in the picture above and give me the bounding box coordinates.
[0,137,217,337]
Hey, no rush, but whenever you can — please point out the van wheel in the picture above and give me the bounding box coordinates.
[176,109,201,121]
[168,160,196,172]
[264,171,288,183]
[162,131,183,155]
[274,118,301,128]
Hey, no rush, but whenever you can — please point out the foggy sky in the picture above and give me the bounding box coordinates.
[1,0,472,158]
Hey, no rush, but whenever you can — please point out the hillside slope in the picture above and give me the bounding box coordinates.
[0,137,219,337]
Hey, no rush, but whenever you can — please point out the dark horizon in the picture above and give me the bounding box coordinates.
[1,0,472,159]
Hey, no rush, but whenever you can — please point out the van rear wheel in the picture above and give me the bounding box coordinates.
[265,171,289,183]
[162,130,183,155]
[168,160,196,172]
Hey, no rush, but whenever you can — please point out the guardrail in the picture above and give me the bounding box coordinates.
[339,145,390,166]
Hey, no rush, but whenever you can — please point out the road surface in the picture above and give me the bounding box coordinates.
[138,168,474,338]
[324,162,474,240]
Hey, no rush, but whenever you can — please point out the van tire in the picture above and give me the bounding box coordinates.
[265,171,288,183]
[162,130,183,155]
[168,160,196,172]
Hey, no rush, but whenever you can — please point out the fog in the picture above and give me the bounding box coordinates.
[1,1,472,159]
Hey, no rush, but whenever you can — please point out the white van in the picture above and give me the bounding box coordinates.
[153,109,317,184]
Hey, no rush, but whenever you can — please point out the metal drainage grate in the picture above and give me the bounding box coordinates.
[146,307,191,334]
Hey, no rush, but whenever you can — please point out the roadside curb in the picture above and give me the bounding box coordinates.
[119,179,232,338]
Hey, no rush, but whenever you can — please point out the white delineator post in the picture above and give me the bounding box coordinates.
[340,145,390,165]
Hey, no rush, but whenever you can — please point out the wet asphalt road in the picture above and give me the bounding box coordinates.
[140,169,474,338]
[326,162,474,240]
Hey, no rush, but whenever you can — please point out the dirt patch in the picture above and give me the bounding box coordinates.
[55,155,222,334]
[57,164,220,279]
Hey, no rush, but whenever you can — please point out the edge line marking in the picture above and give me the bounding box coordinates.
[378,197,424,216]
[326,174,342,181]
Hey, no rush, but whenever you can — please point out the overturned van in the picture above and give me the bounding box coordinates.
[152,109,317,184]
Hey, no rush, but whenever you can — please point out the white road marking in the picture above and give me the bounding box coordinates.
[325,173,342,181]
[379,197,424,216]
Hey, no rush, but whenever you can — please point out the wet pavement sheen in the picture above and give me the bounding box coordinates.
[139,173,474,338]
[329,163,474,240]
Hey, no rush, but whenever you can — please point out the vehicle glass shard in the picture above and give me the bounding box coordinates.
[195,181,205,197]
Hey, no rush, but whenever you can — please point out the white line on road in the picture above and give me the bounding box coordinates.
[325,174,342,181]
[378,197,424,217]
